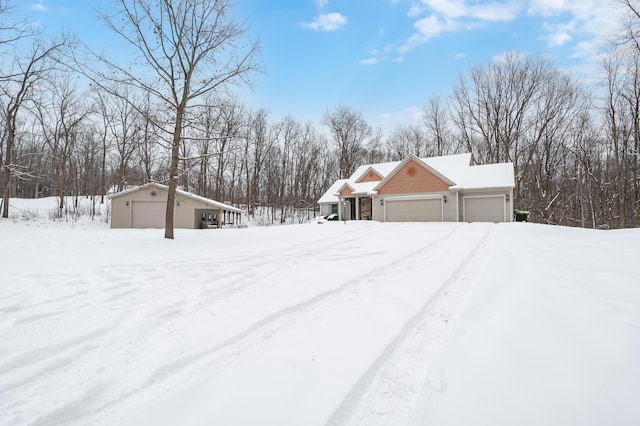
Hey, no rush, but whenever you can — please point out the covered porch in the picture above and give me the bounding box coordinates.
[194,208,243,229]
[338,196,373,221]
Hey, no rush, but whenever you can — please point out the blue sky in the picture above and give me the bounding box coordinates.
[22,0,622,132]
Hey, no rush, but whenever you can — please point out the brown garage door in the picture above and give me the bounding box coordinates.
[385,198,442,222]
[131,201,166,228]
[464,196,504,222]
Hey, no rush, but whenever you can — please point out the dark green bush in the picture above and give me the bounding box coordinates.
[514,210,530,222]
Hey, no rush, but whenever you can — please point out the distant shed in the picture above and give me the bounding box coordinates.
[107,182,242,229]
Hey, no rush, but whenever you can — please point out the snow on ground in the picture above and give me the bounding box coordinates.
[1,199,639,425]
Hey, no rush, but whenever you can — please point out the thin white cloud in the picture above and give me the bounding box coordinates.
[399,15,463,53]
[31,0,47,12]
[421,0,521,21]
[302,13,347,31]
[540,21,575,47]
[378,106,423,130]
[389,0,623,89]
[399,1,521,54]
[408,4,426,17]
[360,57,380,65]
[314,0,329,11]
[527,0,566,17]
[570,38,602,59]
[526,0,621,74]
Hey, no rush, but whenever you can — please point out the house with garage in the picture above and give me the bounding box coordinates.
[318,153,515,223]
[108,182,243,229]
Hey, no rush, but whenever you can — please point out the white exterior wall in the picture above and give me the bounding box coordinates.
[319,202,337,216]
[372,196,384,221]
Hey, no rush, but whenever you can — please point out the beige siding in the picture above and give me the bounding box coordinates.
[372,197,384,221]
[110,196,131,228]
[340,187,353,196]
[319,203,331,216]
[378,159,450,195]
[357,170,383,183]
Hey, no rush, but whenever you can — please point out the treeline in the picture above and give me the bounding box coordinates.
[1,1,639,228]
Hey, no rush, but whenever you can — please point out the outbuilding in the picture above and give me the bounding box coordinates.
[108,182,243,229]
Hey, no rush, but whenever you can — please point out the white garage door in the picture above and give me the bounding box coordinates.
[131,201,166,228]
[465,196,504,222]
[385,198,442,222]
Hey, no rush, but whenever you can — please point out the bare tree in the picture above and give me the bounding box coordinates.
[244,108,276,218]
[212,97,245,201]
[600,0,640,227]
[35,73,92,217]
[617,0,640,50]
[601,47,640,228]
[422,95,454,156]
[451,52,590,222]
[385,124,429,160]
[1,35,66,218]
[322,105,373,179]
[81,0,260,238]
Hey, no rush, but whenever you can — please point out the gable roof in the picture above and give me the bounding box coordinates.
[349,160,400,182]
[107,182,243,213]
[354,166,384,183]
[335,181,356,195]
[372,154,456,192]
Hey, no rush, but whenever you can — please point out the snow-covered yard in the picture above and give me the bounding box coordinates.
[1,203,639,425]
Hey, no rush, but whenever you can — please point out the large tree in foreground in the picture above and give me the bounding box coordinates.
[90,0,259,239]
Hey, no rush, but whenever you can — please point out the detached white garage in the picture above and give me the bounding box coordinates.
[108,183,243,229]
[385,197,443,222]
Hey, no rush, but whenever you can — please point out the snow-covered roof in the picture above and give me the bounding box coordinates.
[455,162,516,189]
[317,179,348,204]
[317,153,514,204]
[349,181,379,195]
[349,160,401,182]
[107,182,243,213]
[422,153,473,183]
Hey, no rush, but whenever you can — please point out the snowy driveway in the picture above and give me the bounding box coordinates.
[1,221,639,425]
[0,222,490,425]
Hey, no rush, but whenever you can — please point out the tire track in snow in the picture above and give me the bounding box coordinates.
[326,224,496,426]
[67,223,466,425]
[88,223,399,315]
[159,222,400,272]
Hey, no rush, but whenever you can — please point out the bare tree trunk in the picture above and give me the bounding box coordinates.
[165,103,185,239]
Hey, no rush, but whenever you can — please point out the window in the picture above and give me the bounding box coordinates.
[330,203,338,214]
